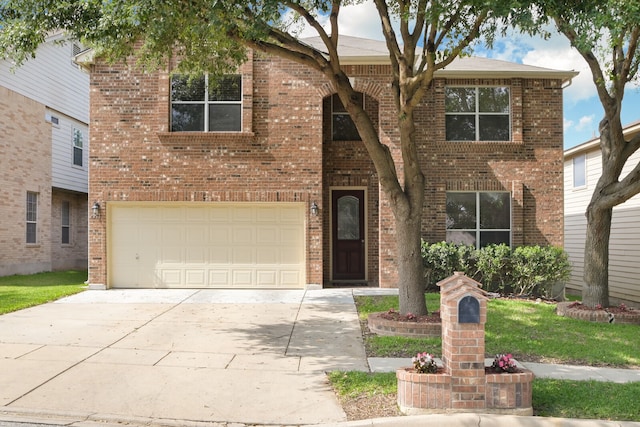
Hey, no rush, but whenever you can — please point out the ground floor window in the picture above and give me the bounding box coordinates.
[26,191,38,244]
[62,201,71,244]
[446,191,511,248]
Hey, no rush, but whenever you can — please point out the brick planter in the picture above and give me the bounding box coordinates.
[367,312,441,337]
[397,366,534,415]
[396,368,451,414]
[557,302,640,324]
[486,369,534,415]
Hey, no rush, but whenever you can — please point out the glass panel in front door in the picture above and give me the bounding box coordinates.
[337,196,360,240]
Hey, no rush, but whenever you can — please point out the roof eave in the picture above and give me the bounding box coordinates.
[434,69,579,83]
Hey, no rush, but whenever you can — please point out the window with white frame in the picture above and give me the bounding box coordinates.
[332,92,364,141]
[171,74,242,132]
[73,128,83,167]
[26,192,38,244]
[445,87,510,141]
[446,191,511,248]
[62,201,71,244]
[573,154,586,188]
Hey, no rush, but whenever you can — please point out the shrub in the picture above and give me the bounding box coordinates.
[509,245,571,297]
[421,241,571,298]
[421,241,476,289]
[474,244,511,293]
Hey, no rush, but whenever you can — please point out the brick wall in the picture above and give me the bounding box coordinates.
[51,189,88,270]
[87,52,565,288]
[0,87,53,275]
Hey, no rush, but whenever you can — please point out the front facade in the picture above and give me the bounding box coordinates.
[82,36,574,289]
[564,121,640,304]
[0,34,89,276]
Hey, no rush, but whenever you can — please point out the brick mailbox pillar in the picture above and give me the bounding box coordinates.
[438,272,488,411]
[397,272,533,415]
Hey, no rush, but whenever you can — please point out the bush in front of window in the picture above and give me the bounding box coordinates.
[421,241,571,299]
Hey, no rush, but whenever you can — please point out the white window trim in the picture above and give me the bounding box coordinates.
[446,191,512,249]
[572,154,587,189]
[26,192,38,245]
[62,201,71,245]
[171,74,242,132]
[72,127,84,168]
[445,86,512,142]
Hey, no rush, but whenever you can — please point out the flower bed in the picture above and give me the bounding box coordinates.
[396,365,534,415]
[367,310,441,338]
[557,301,640,324]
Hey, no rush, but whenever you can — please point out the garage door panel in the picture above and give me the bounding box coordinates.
[185,270,206,286]
[281,271,302,286]
[232,247,255,264]
[232,207,254,222]
[209,270,229,286]
[161,270,182,286]
[257,271,277,286]
[257,227,278,244]
[209,247,231,263]
[232,270,253,286]
[257,247,278,264]
[110,203,305,288]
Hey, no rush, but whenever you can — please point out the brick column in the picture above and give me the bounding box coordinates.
[438,272,488,411]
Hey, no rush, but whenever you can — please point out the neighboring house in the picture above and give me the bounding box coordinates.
[564,120,640,304]
[0,33,89,276]
[77,36,576,289]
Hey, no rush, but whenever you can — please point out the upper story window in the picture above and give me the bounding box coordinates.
[171,74,242,132]
[73,128,84,167]
[332,93,363,141]
[573,154,586,188]
[445,87,510,141]
[446,191,511,248]
[26,192,38,244]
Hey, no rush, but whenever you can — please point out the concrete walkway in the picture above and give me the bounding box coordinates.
[0,288,638,427]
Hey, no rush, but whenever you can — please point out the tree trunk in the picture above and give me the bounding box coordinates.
[396,214,427,315]
[582,203,612,308]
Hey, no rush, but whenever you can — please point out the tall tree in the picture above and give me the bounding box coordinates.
[529,0,640,308]
[0,0,512,315]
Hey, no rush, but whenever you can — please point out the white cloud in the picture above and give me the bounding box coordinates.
[564,119,574,133]
[286,0,383,40]
[575,115,596,132]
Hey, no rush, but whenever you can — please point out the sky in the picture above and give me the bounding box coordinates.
[292,1,640,150]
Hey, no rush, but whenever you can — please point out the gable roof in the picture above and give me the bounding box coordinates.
[301,35,578,82]
[564,120,640,158]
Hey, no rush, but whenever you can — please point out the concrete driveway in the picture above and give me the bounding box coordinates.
[0,288,372,426]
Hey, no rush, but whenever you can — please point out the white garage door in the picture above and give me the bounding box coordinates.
[109,203,306,288]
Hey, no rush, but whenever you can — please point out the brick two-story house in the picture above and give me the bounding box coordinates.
[0,33,89,276]
[78,36,576,289]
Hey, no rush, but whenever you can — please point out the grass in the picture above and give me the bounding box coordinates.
[327,372,640,422]
[334,293,640,421]
[0,270,87,315]
[356,294,640,367]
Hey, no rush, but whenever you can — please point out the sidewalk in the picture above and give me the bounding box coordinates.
[0,287,638,427]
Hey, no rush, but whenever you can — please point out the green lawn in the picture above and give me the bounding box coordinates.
[356,294,640,367]
[328,371,640,422]
[0,270,87,314]
[333,294,640,422]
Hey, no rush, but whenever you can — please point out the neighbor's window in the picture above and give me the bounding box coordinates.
[446,191,511,248]
[171,74,242,132]
[573,154,586,188]
[62,201,70,244]
[26,192,38,244]
[445,87,510,141]
[332,92,364,141]
[73,128,83,167]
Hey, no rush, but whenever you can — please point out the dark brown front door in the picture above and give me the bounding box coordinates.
[332,189,365,281]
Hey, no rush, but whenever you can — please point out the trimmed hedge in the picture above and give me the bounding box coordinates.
[422,241,571,299]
